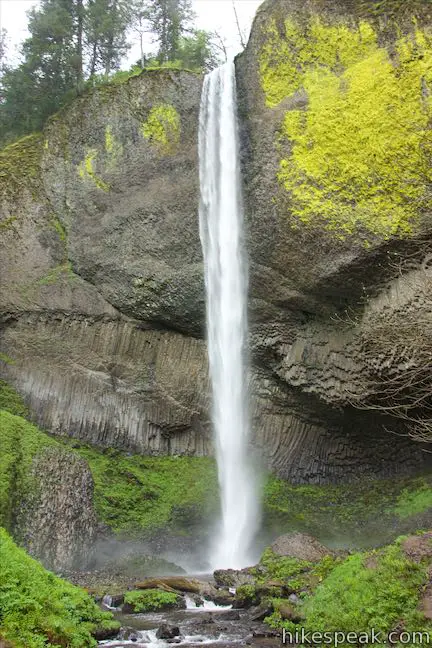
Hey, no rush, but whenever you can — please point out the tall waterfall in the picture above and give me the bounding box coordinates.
[198,62,259,570]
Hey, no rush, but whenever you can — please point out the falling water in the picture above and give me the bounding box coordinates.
[198,61,259,569]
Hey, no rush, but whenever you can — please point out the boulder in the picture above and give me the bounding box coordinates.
[270,533,332,562]
[213,568,254,588]
[402,532,432,563]
[19,446,97,571]
[278,603,304,623]
[156,625,180,639]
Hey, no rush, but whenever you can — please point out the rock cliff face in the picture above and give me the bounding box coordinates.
[1,6,432,485]
[236,0,432,477]
[20,446,97,571]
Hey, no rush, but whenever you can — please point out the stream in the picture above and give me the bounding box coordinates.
[98,591,280,648]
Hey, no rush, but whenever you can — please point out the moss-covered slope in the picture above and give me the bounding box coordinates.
[243,535,432,644]
[0,380,218,543]
[0,528,118,648]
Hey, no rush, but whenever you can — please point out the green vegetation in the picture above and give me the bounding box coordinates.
[0,133,42,197]
[259,547,312,581]
[0,215,17,231]
[77,149,110,191]
[0,410,57,531]
[302,543,427,639]
[123,588,180,612]
[394,481,432,518]
[34,262,75,287]
[0,527,118,647]
[250,538,432,644]
[263,474,432,546]
[0,380,217,540]
[0,353,15,366]
[50,215,67,243]
[104,124,123,161]
[76,446,217,537]
[0,0,219,146]
[141,104,181,154]
[235,583,260,607]
[0,380,27,416]
[260,17,432,240]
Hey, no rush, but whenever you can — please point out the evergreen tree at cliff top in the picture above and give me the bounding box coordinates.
[131,0,194,64]
[0,0,130,144]
[0,0,218,145]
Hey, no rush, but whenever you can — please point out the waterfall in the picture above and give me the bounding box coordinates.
[198,61,259,570]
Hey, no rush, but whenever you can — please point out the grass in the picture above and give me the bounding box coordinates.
[302,543,426,637]
[0,527,118,647]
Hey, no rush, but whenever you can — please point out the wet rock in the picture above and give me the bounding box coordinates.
[211,590,235,606]
[190,593,205,606]
[92,624,121,641]
[102,593,124,608]
[249,604,273,622]
[119,628,139,641]
[270,533,332,562]
[196,613,215,625]
[156,624,181,639]
[214,610,240,621]
[135,577,203,594]
[213,568,253,588]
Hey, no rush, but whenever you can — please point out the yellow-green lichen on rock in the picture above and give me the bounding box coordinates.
[141,104,181,154]
[105,124,123,163]
[77,148,110,192]
[259,16,432,240]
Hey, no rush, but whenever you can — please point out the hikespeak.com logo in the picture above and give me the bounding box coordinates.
[282,629,431,646]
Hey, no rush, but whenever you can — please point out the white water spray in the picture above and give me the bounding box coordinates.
[198,62,259,570]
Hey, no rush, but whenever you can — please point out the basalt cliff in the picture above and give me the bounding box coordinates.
[1,0,432,522]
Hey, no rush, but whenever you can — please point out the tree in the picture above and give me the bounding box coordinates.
[0,0,133,143]
[85,0,130,78]
[175,30,220,71]
[0,0,80,142]
[130,0,193,65]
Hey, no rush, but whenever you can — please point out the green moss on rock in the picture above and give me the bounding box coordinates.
[262,536,432,641]
[263,474,432,547]
[0,527,118,647]
[260,16,432,240]
[394,481,432,518]
[141,104,181,154]
[75,446,218,538]
[0,410,57,531]
[50,215,67,243]
[0,380,27,416]
[0,133,43,198]
[0,215,18,231]
[123,588,180,612]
